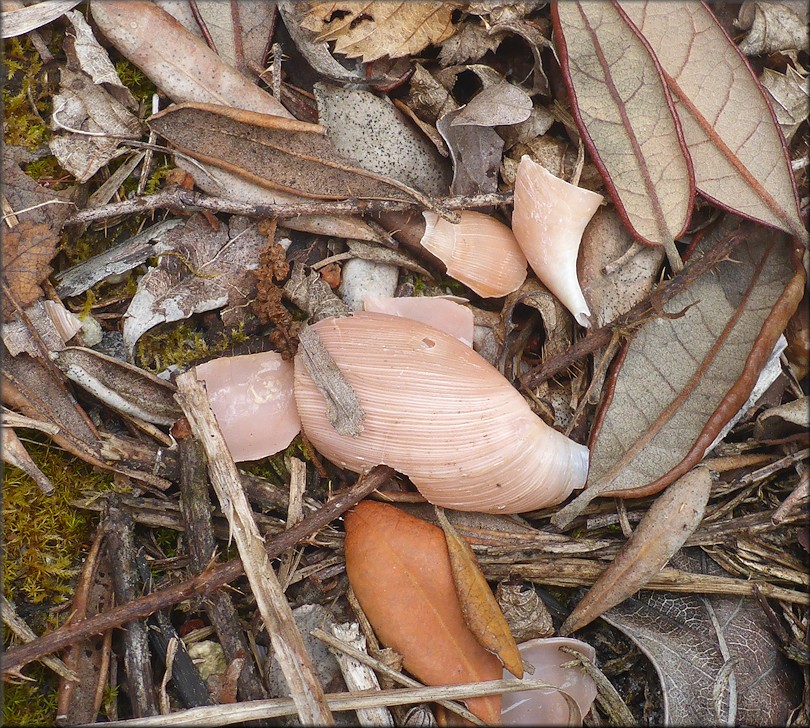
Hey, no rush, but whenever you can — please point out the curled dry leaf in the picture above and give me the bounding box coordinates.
[301,2,457,63]
[736,0,809,56]
[561,467,712,635]
[89,0,291,117]
[344,500,502,724]
[552,1,694,256]
[435,507,523,679]
[553,218,805,529]
[294,312,590,514]
[760,66,809,145]
[620,1,805,241]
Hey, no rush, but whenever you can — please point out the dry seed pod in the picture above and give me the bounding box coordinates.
[512,156,603,326]
[420,210,528,298]
[294,312,589,513]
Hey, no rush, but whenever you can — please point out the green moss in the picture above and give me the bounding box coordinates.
[2,665,58,727]
[2,36,52,149]
[135,321,249,373]
[3,439,111,609]
[113,58,157,104]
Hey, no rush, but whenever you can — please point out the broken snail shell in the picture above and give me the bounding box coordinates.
[512,156,603,327]
[420,210,528,298]
[294,312,589,513]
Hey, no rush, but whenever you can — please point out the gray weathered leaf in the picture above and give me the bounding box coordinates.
[122,214,264,353]
[736,0,809,56]
[2,0,81,39]
[602,550,799,726]
[760,66,809,144]
[449,81,532,127]
[437,111,503,196]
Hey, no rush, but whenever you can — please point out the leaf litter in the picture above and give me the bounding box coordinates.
[2,2,808,726]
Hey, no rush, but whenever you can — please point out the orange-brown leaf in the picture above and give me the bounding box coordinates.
[1,221,57,321]
[344,500,502,725]
[436,507,523,679]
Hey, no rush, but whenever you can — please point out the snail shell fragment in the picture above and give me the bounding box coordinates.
[512,156,603,326]
[420,210,528,298]
[294,312,589,513]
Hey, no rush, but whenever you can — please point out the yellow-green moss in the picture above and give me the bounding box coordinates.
[2,665,59,727]
[135,321,249,374]
[3,36,52,149]
[3,439,112,609]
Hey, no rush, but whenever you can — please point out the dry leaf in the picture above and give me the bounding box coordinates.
[495,583,553,643]
[302,2,457,62]
[553,217,805,528]
[344,501,502,724]
[284,262,351,323]
[561,467,712,635]
[553,2,693,257]
[736,0,809,56]
[1,221,58,320]
[314,83,451,197]
[760,65,809,144]
[435,507,523,679]
[437,19,503,67]
[603,550,799,725]
[450,81,532,127]
[3,300,81,357]
[620,1,806,240]
[2,0,80,38]
[90,0,291,116]
[154,0,275,77]
[1,426,55,494]
[122,213,264,353]
[148,103,431,205]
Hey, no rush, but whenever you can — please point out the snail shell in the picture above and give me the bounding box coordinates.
[512,156,603,326]
[294,312,589,513]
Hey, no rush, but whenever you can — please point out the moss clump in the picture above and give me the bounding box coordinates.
[135,321,249,374]
[2,36,52,149]
[3,439,111,610]
[2,664,59,727]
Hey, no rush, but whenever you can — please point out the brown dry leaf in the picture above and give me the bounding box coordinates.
[561,467,712,635]
[602,550,799,725]
[1,221,57,321]
[620,1,806,241]
[283,262,351,323]
[553,217,805,529]
[552,2,694,258]
[435,507,523,679]
[154,0,275,77]
[437,110,503,196]
[736,0,809,56]
[148,103,431,205]
[344,500,502,724]
[89,0,291,117]
[301,2,457,62]
[1,426,55,494]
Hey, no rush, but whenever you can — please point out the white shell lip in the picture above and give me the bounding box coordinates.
[420,210,528,298]
[512,156,603,327]
[294,311,589,514]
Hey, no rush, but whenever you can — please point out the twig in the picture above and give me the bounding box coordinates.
[65,189,514,226]
[81,678,558,727]
[175,371,333,725]
[520,230,746,390]
[2,465,394,676]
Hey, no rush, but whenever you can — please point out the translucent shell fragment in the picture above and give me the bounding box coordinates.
[512,156,603,326]
[294,312,589,513]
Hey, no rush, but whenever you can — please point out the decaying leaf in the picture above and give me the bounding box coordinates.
[1,426,55,494]
[2,0,80,38]
[435,507,523,679]
[122,213,264,353]
[553,217,804,529]
[553,1,694,257]
[1,221,58,321]
[620,1,806,241]
[736,0,809,56]
[314,83,451,197]
[297,324,364,437]
[148,103,432,206]
[3,300,81,357]
[561,467,712,635]
[302,2,457,62]
[52,346,181,426]
[760,65,809,144]
[495,582,554,643]
[344,501,502,724]
[283,262,351,323]
[602,550,799,725]
[2,147,74,230]
[90,0,291,116]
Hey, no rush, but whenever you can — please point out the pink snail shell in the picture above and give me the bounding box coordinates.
[294,312,589,513]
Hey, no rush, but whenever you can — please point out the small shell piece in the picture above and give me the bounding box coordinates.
[195,352,300,462]
[294,312,589,513]
[420,210,528,298]
[512,156,603,326]
[43,300,83,344]
[363,295,474,346]
[501,637,597,725]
